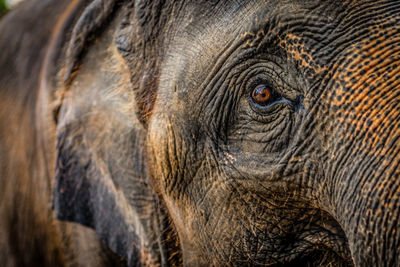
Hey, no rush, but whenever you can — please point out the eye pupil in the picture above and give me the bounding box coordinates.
[251,84,273,105]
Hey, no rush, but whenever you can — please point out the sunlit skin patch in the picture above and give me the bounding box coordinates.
[327,23,400,157]
[321,17,400,229]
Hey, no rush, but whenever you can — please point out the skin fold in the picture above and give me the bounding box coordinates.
[0,0,399,266]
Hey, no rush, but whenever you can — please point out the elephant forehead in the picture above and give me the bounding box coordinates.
[156,2,261,101]
[149,1,396,120]
[155,2,335,108]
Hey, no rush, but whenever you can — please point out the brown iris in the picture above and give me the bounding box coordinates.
[251,84,272,106]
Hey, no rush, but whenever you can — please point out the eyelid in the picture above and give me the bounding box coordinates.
[247,100,291,123]
[235,60,301,103]
[241,67,287,99]
[249,96,291,112]
[245,75,293,116]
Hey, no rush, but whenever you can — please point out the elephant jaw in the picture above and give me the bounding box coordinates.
[335,170,400,265]
[324,145,400,266]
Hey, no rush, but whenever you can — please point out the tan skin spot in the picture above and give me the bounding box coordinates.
[242,31,326,76]
[242,29,265,48]
[278,33,328,75]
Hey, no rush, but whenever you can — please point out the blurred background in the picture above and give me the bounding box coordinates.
[1,0,24,14]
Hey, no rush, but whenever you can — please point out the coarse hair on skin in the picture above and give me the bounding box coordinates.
[63,0,123,85]
[114,0,178,125]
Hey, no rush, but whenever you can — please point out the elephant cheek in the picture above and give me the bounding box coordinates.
[147,113,187,227]
[332,165,400,265]
[325,27,400,264]
[147,113,171,191]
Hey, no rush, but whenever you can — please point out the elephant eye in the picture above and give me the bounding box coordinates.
[250,84,281,107]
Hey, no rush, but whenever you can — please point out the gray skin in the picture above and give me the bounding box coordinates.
[0,0,400,266]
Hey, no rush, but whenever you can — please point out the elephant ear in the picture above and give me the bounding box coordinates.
[52,3,175,266]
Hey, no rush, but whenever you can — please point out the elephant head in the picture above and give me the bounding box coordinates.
[51,0,400,265]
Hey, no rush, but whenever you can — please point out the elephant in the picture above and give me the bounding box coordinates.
[1,0,400,266]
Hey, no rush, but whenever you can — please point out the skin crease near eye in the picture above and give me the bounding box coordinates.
[248,83,306,122]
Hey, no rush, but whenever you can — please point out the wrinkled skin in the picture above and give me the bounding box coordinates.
[1,0,400,266]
